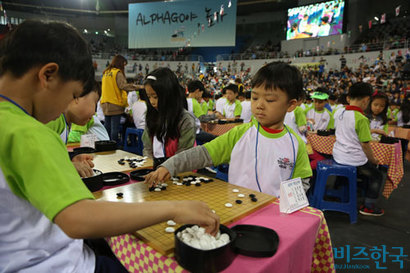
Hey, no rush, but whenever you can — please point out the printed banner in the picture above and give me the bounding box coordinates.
[128,0,237,48]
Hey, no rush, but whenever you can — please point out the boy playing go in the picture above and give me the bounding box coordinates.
[145,62,312,197]
[0,20,219,273]
[219,84,242,120]
[333,82,384,216]
[305,88,334,131]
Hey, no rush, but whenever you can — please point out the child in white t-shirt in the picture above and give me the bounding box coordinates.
[221,84,242,119]
[364,92,389,140]
[305,90,334,131]
[145,62,312,197]
[333,82,384,216]
[240,91,252,123]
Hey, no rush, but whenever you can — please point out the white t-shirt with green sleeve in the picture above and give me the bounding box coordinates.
[204,119,312,197]
[284,106,307,143]
[187,98,203,134]
[306,108,334,130]
[0,102,95,273]
[333,107,372,166]
[369,116,388,140]
[223,100,242,118]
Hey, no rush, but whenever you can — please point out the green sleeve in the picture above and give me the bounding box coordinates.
[44,114,66,135]
[234,100,242,117]
[292,132,313,179]
[192,99,205,118]
[1,121,94,221]
[204,123,252,166]
[68,119,94,143]
[176,111,196,154]
[208,100,214,111]
[201,102,208,114]
[294,106,307,126]
[355,112,372,142]
[326,109,335,129]
[387,108,392,119]
[383,123,389,134]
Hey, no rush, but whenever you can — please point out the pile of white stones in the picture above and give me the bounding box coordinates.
[177,225,230,250]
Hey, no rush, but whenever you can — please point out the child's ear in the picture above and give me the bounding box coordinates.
[286,99,298,112]
[38,63,59,88]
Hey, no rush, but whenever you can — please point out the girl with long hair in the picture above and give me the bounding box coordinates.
[142,67,195,168]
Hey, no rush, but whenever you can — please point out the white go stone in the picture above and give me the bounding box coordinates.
[162,183,168,187]
[225,203,233,208]
[167,220,176,226]
[178,225,230,250]
[211,210,216,214]
[165,227,175,233]
[232,189,239,193]
[154,188,161,192]
[237,193,245,198]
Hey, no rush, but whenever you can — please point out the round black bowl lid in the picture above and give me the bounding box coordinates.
[231,224,279,257]
[130,168,154,181]
[73,147,97,154]
[101,172,130,186]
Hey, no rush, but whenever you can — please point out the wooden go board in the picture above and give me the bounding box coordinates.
[92,150,153,173]
[95,172,276,255]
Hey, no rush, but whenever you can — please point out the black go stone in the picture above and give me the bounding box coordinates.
[149,187,156,192]
[249,194,256,198]
[195,183,201,187]
[116,192,123,197]
[161,186,167,190]
[251,197,258,202]
[235,200,242,204]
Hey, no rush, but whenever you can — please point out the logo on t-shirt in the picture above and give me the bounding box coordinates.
[277,157,294,170]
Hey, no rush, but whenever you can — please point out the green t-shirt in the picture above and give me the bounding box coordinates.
[191,98,205,118]
[68,119,94,143]
[0,102,94,221]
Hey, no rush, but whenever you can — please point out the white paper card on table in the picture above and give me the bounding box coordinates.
[279,177,309,214]
[80,134,97,148]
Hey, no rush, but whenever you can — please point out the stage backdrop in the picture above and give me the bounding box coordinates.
[128,0,237,48]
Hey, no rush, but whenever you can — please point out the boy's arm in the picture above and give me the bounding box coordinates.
[54,199,219,238]
[361,142,379,165]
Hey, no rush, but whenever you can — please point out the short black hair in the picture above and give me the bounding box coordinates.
[328,94,337,101]
[251,61,303,100]
[348,82,373,99]
[0,20,95,95]
[245,91,251,99]
[187,80,205,93]
[225,84,238,94]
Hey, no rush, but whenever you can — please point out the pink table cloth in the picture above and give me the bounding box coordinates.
[106,201,335,273]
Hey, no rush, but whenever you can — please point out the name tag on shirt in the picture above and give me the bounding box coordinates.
[81,134,97,148]
[279,178,309,214]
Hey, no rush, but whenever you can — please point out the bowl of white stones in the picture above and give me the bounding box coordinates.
[174,224,237,273]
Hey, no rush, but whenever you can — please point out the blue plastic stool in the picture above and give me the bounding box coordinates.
[312,159,357,223]
[123,128,144,155]
[215,164,229,182]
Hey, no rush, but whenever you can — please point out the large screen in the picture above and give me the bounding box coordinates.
[128,0,237,48]
[286,0,344,40]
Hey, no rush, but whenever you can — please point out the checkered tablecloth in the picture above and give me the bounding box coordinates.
[106,202,335,273]
[307,134,404,198]
[201,122,242,136]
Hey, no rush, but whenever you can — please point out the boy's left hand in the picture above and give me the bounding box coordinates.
[72,154,94,178]
[72,154,94,168]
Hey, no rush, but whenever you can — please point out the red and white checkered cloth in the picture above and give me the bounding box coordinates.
[307,134,404,198]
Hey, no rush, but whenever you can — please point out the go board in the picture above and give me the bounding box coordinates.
[92,150,153,173]
[95,172,276,255]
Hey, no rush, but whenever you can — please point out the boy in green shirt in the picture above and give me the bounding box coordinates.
[145,62,312,197]
[0,20,218,273]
